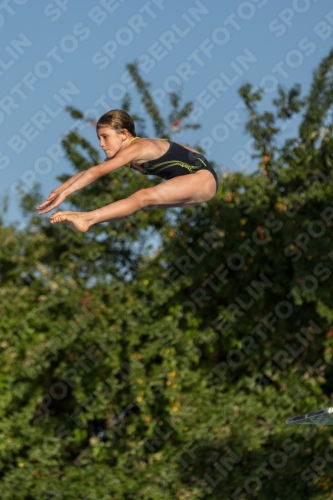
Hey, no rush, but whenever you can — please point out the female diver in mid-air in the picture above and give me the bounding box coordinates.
[36,110,219,232]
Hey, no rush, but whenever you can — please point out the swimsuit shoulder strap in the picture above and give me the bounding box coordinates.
[126,136,140,167]
[129,136,140,145]
[126,137,170,167]
[130,136,168,143]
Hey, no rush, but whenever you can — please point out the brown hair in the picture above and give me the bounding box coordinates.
[96,109,136,136]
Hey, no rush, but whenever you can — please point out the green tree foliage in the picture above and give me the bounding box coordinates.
[2,52,333,499]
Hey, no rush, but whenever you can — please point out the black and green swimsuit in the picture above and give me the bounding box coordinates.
[128,140,219,194]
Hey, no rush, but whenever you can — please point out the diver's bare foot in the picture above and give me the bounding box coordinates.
[50,211,92,233]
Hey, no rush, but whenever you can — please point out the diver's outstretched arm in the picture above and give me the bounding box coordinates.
[37,142,142,214]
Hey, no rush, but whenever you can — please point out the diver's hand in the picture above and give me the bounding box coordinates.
[36,189,67,215]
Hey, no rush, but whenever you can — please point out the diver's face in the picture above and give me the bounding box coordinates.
[97,127,124,158]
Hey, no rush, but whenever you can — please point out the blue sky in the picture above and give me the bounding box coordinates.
[1,0,332,228]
